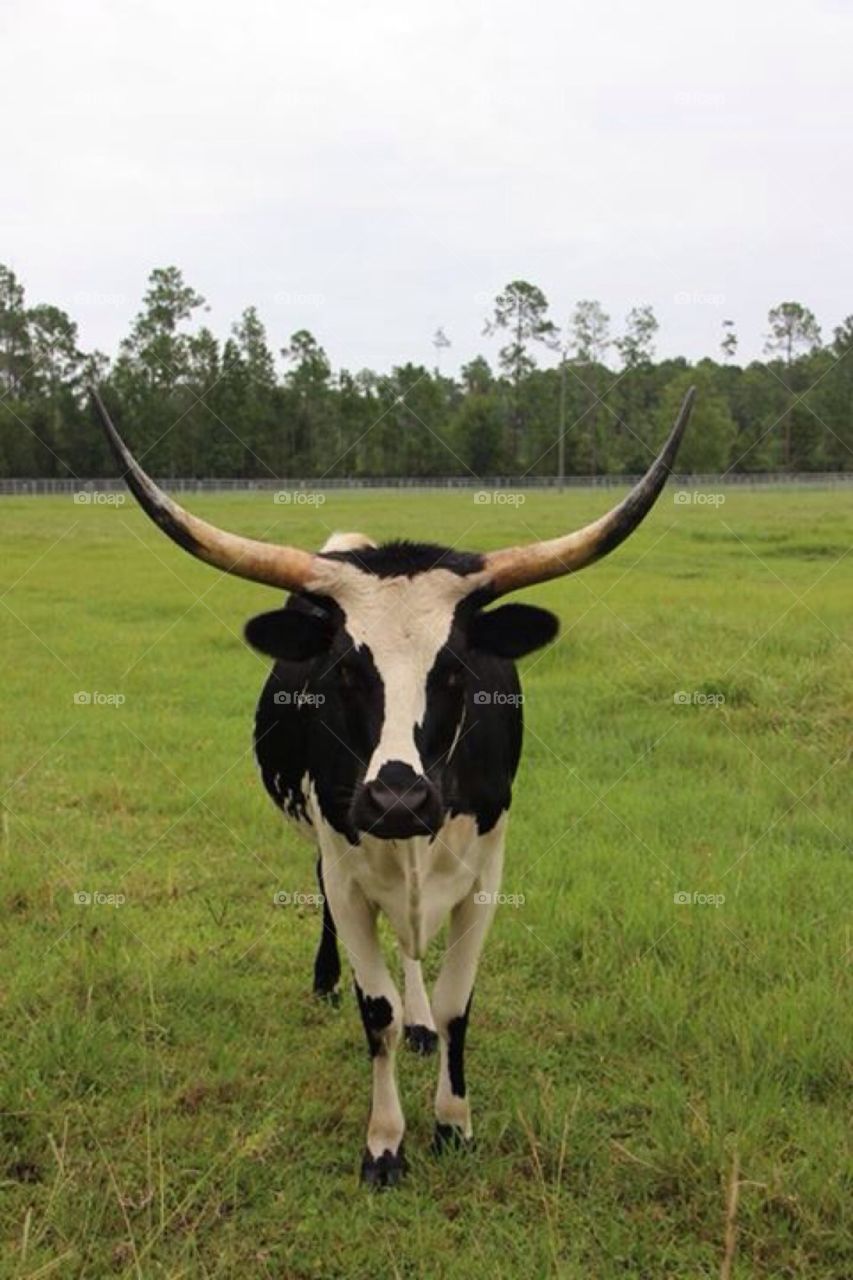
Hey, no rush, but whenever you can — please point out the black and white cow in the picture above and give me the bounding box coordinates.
[92,387,694,1188]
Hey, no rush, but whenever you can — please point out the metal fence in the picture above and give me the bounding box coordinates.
[1,472,852,496]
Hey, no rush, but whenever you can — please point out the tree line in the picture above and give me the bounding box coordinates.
[1,265,851,479]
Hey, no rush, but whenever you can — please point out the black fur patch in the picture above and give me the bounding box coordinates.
[355,984,394,1057]
[447,994,473,1097]
[312,859,341,999]
[404,1024,439,1056]
[321,540,485,579]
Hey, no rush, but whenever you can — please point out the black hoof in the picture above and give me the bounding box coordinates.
[432,1123,474,1155]
[313,986,341,1007]
[360,1144,407,1190]
[404,1024,438,1056]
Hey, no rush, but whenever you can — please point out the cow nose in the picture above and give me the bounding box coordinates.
[352,767,441,839]
[365,777,433,817]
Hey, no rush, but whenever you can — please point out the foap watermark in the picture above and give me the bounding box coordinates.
[73,490,126,506]
[273,490,326,506]
[74,691,126,707]
[73,290,127,308]
[673,490,726,507]
[474,490,526,507]
[74,890,126,907]
[673,690,725,707]
[673,290,726,307]
[674,90,727,109]
[273,890,325,907]
[673,890,725,908]
[473,890,526,908]
[272,289,326,308]
[273,691,325,707]
[473,691,524,706]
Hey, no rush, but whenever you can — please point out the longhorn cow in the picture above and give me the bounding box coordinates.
[92,387,694,1188]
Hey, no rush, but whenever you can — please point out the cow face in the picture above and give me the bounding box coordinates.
[244,546,558,842]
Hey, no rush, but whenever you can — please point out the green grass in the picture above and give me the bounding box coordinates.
[1,486,851,1279]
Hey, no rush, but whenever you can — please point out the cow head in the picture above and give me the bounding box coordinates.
[90,386,694,841]
[243,538,559,839]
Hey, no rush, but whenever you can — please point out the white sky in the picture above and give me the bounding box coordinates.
[2,0,850,373]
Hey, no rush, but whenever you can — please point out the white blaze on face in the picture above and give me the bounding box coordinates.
[319,565,476,782]
[360,627,444,780]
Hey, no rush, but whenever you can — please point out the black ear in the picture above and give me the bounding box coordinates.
[468,604,559,659]
[244,609,333,661]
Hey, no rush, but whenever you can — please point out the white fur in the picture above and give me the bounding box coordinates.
[310,798,486,960]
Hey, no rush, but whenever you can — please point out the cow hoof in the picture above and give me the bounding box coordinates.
[313,987,341,1008]
[404,1024,438,1056]
[432,1123,474,1155]
[360,1145,407,1189]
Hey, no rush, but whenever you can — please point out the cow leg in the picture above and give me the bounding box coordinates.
[400,950,438,1056]
[321,859,406,1188]
[312,856,341,1003]
[431,828,505,1152]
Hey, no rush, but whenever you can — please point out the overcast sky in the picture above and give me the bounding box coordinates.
[2,0,851,374]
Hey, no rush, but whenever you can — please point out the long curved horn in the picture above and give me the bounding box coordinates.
[484,387,695,595]
[90,389,317,591]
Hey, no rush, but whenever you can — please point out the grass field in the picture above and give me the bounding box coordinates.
[1,485,851,1279]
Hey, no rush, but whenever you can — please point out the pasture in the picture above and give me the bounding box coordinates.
[1,485,851,1279]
